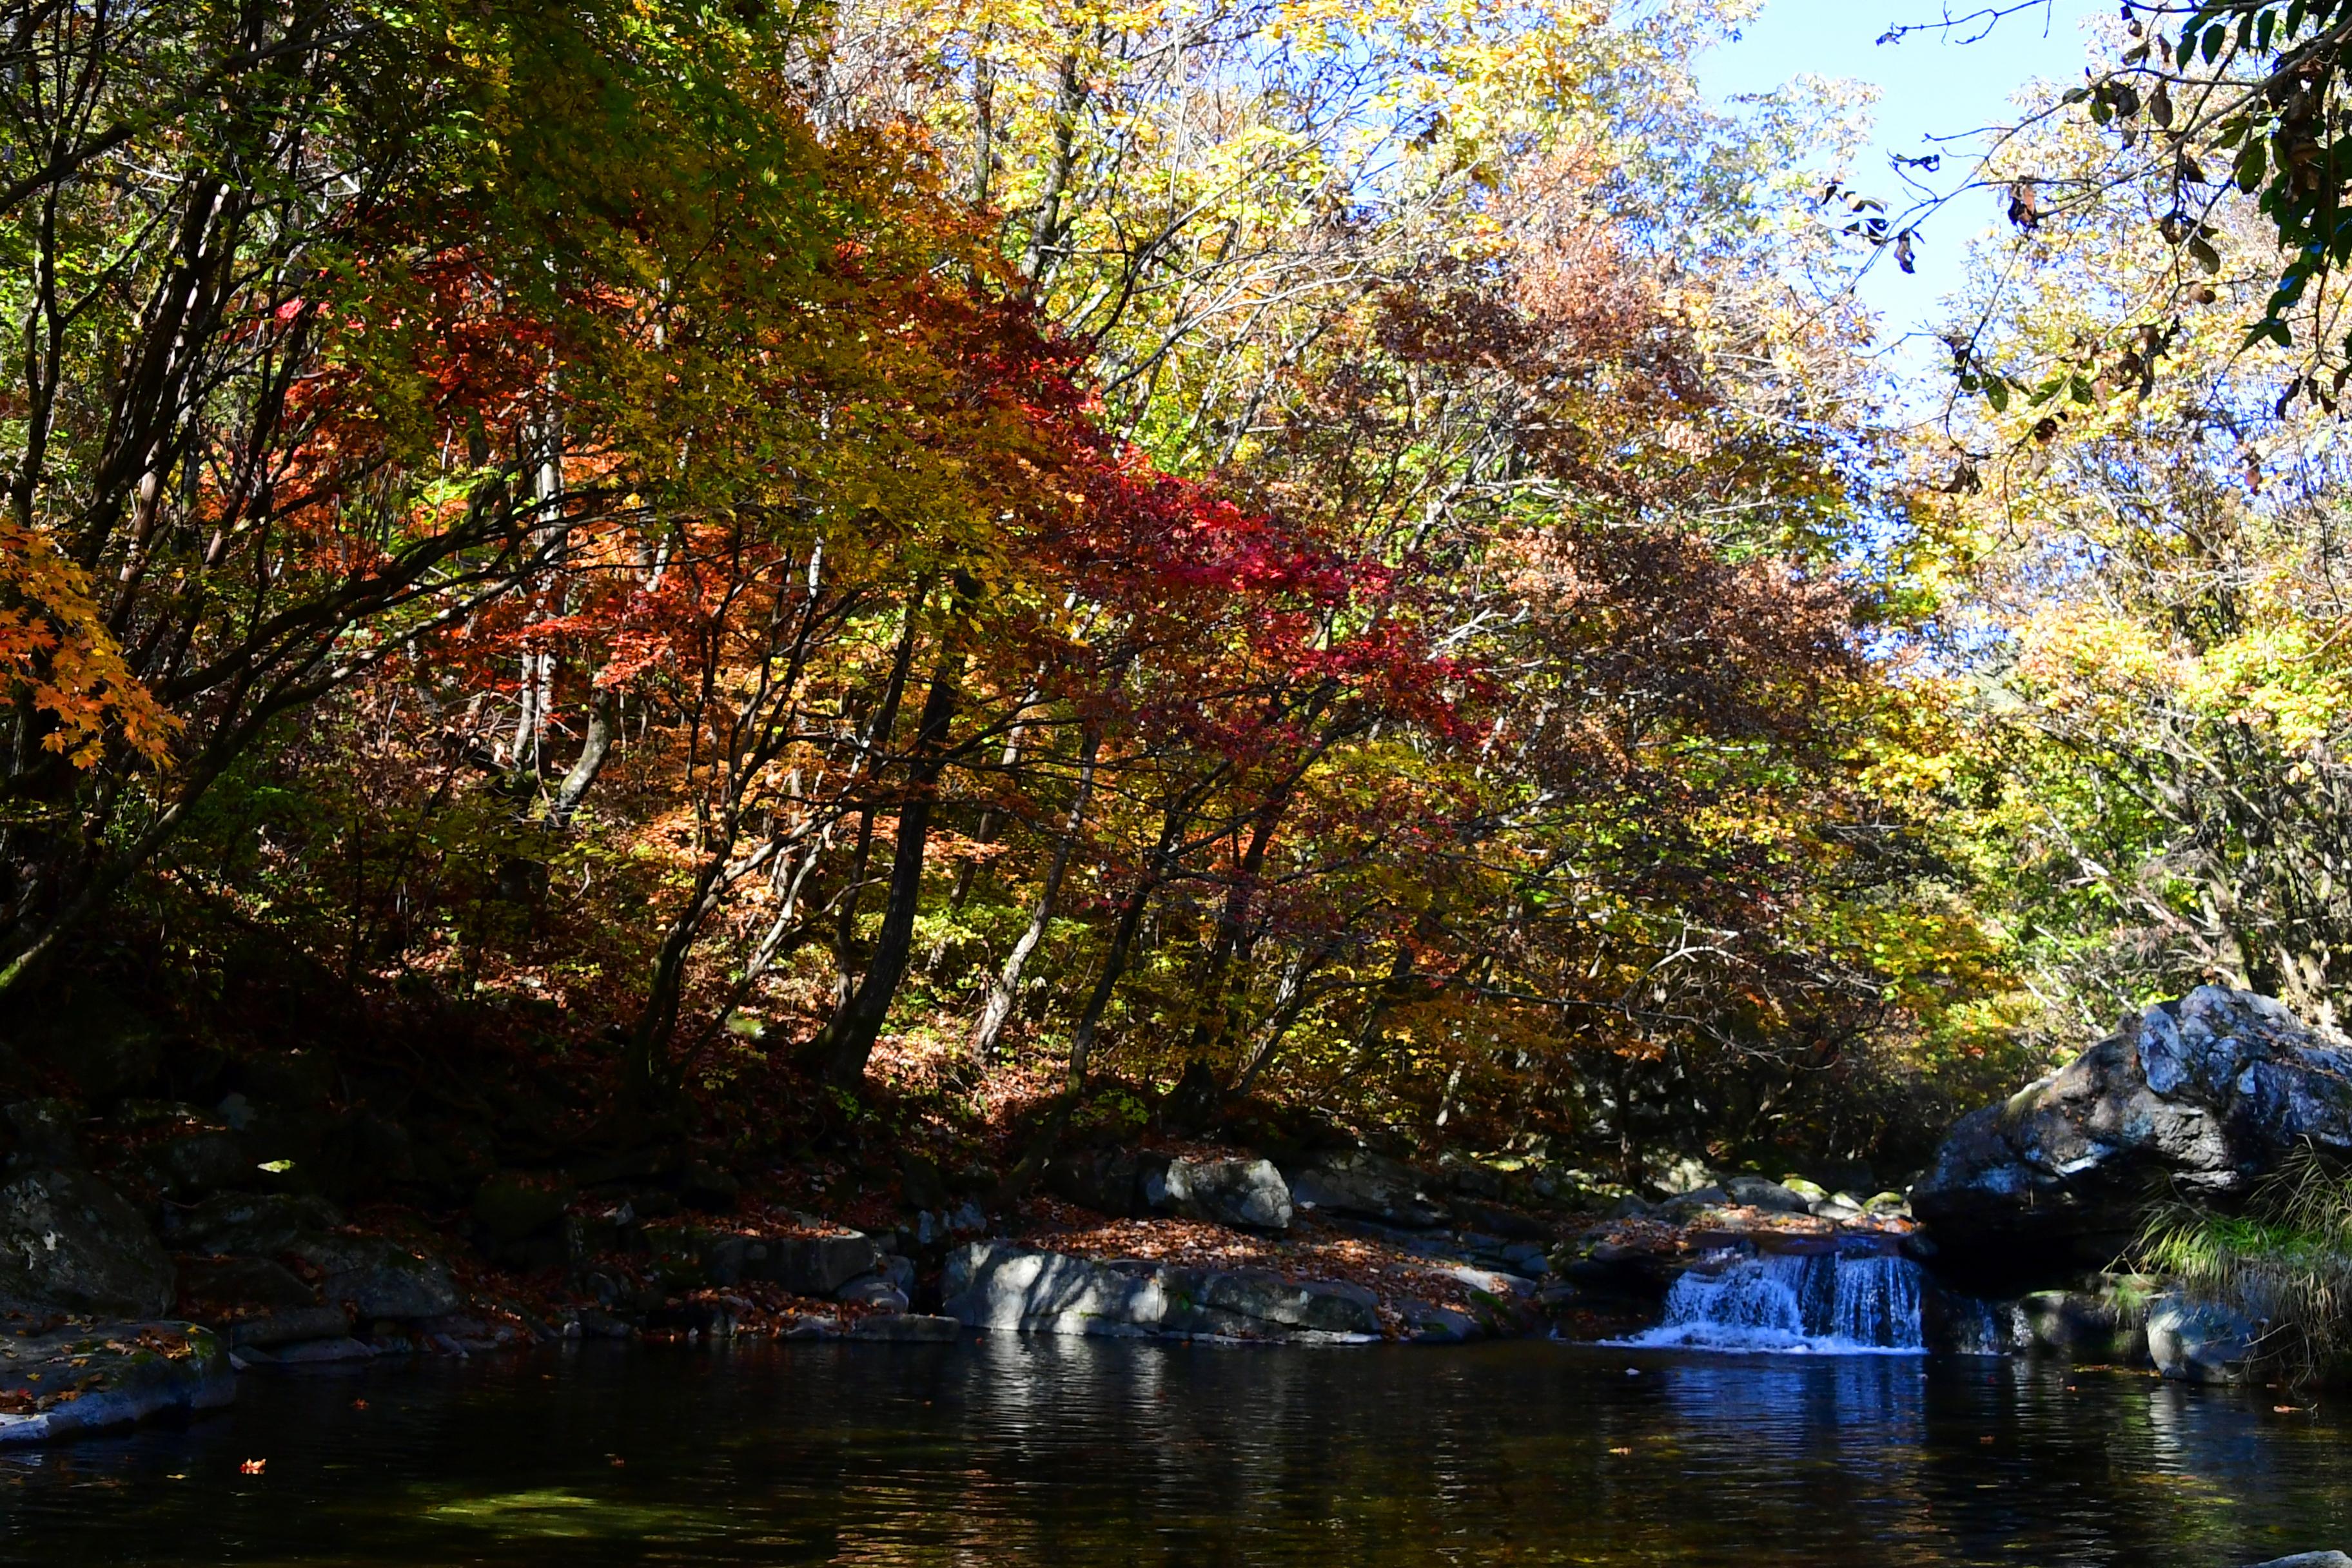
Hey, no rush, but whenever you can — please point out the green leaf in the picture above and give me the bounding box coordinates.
[1986,379,2010,414]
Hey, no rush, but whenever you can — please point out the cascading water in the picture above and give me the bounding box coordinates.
[1612,1251,1927,1354]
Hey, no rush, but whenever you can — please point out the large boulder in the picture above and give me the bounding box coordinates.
[2146,1294,2266,1385]
[1142,1157,1293,1231]
[1914,987,2352,1265]
[1284,1149,1448,1228]
[0,1166,174,1318]
[0,1322,235,1444]
[939,1241,1380,1340]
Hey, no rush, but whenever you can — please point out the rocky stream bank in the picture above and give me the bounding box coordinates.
[3,983,2347,1446]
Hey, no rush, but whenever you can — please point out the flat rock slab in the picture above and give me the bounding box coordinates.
[0,1321,234,1444]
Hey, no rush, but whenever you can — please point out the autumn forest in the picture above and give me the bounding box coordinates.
[8,0,2351,1196]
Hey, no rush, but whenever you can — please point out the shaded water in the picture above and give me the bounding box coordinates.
[0,1339,2346,1565]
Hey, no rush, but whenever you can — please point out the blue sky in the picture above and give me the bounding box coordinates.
[1698,0,2112,348]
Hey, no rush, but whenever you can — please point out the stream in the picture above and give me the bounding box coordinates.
[0,1338,2343,1565]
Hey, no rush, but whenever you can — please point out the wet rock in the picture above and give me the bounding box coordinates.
[1283,1149,1447,1228]
[2012,1284,2149,1362]
[0,1166,173,1318]
[2247,1555,2352,1568]
[1400,1298,1480,1343]
[0,1321,233,1444]
[1917,987,2352,1265]
[2147,1294,2266,1385]
[1144,1157,1292,1231]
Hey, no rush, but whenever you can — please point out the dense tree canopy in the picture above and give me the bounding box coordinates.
[28,0,2342,1188]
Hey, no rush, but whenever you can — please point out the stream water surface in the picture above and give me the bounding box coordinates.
[0,1338,2344,1565]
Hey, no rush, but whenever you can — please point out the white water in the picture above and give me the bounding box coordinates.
[1610,1252,1926,1355]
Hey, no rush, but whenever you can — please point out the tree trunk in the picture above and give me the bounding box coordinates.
[819,650,961,1087]
[1067,879,1151,1091]
[971,726,1099,1064]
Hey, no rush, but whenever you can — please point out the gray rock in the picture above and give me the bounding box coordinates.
[704,1231,883,1296]
[0,1321,233,1445]
[946,1200,987,1235]
[1723,1175,1814,1214]
[246,1336,377,1366]
[0,1166,173,1317]
[2147,1294,2266,1385]
[942,1242,1168,1335]
[1916,987,2352,1258]
[1284,1149,1448,1228]
[836,1273,909,1314]
[1400,1298,1480,1343]
[1145,1157,1292,1231]
[941,1241,1383,1340]
[2247,1554,2352,1568]
[291,1235,460,1322]
[1166,1269,1381,1336]
[2012,1286,2148,1362]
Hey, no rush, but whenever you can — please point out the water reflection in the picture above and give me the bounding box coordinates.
[0,1340,2341,1565]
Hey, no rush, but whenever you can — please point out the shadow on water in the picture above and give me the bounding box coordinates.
[0,1339,2345,1565]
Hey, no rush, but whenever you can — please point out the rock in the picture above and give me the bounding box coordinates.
[946,1200,987,1235]
[1917,987,2352,1264]
[1650,1156,1716,1197]
[291,1235,460,1322]
[1778,1176,1829,1206]
[148,1131,251,1195]
[2247,1555,2352,1568]
[1144,1157,1292,1231]
[224,1306,351,1349]
[0,1322,233,1444]
[1863,1191,1910,1219]
[943,1242,1168,1335]
[1044,1147,1142,1217]
[473,1175,569,1244]
[940,1242,1382,1341]
[1400,1298,1480,1343]
[1721,1176,1814,1214]
[848,1313,961,1342]
[1167,1270,1381,1337]
[1655,1185,1729,1220]
[1812,1192,1868,1222]
[1449,1198,1554,1240]
[0,1166,173,1317]
[704,1231,883,1296]
[168,1191,343,1257]
[1283,1148,1447,1228]
[2147,1294,2266,1385]
[178,1256,319,1316]
[2012,1285,2148,1362]
[836,1273,909,1314]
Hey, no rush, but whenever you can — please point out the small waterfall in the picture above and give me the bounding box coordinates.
[1613,1251,1927,1354]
